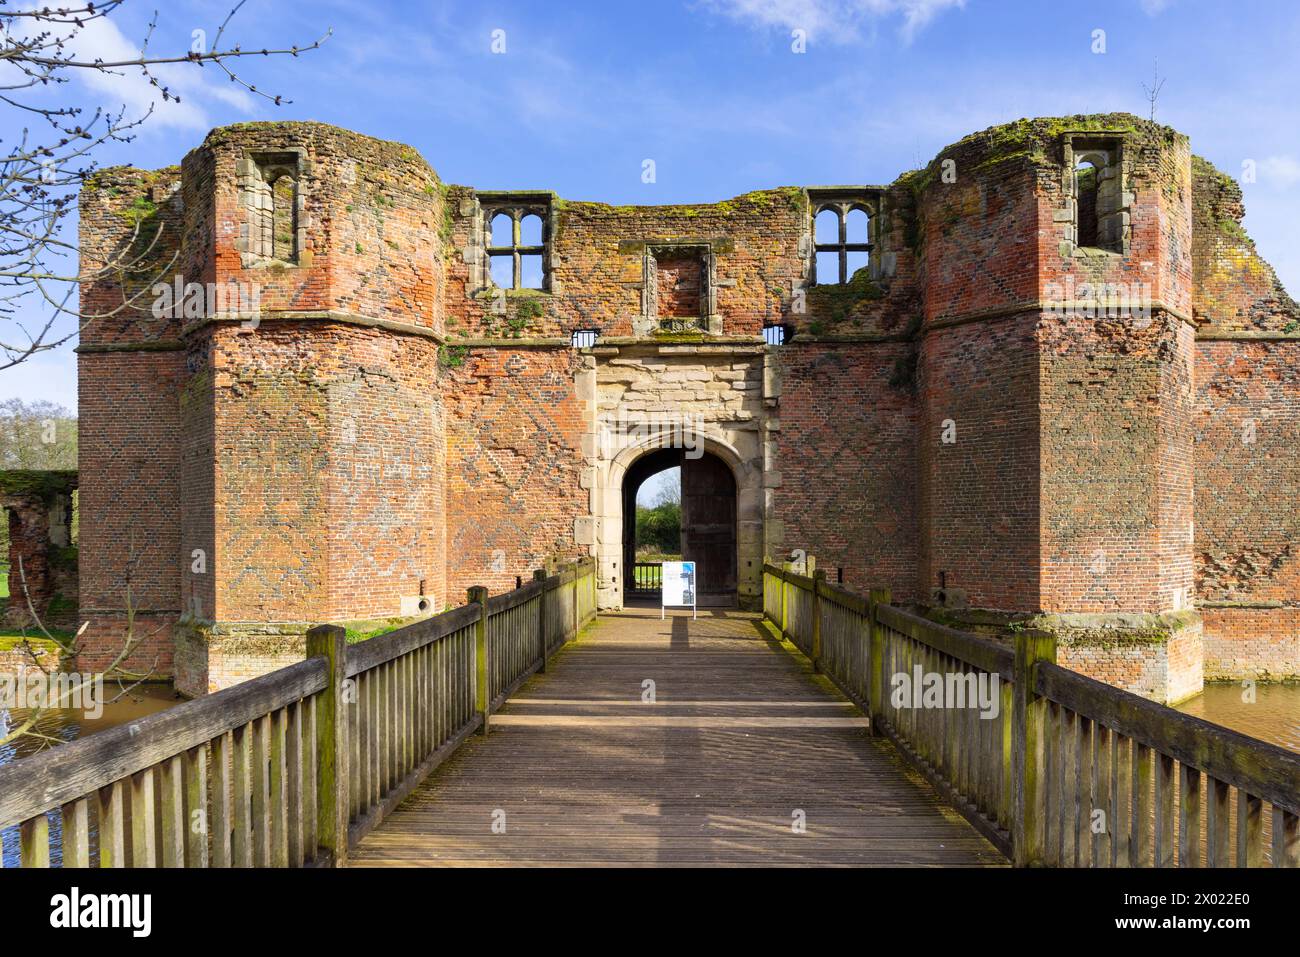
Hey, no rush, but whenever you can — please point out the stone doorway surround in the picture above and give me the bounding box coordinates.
[578,344,773,611]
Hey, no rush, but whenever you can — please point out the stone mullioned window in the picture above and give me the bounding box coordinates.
[479,195,551,292]
[809,191,879,285]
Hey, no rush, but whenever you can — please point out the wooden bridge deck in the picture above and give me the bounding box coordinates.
[350,606,1007,867]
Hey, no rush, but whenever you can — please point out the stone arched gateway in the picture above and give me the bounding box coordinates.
[590,348,769,608]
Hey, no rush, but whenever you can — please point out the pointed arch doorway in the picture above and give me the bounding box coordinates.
[621,448,737,605]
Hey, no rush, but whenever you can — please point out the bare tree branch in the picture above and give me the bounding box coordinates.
[0,1,331,367]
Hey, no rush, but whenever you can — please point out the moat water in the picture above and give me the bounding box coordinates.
[1175,681,1300,752]
[0,682,178,867]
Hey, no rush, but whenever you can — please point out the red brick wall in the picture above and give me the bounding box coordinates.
[1033,124,1194,614]
[1200,607,1299,680]
[202,323,445,622]
[774,343,919,600]
[911,128,1044,611]
[443,347,587,600]
[919,314,1041,610]
[1190,154,1300,667]
[1037,315,1195,613]
[656,256,702,318]
[77,351,185,673]
[444,188,806,339]
[1194,342,1299,603]
[197,123,443,329]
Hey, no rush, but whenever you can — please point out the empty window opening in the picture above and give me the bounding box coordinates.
[812,202,872,284]
[815,208,840,245]
[845,207,870,243]
[519,253,544,290]
[489,255,514,289]
[1069,141,1126,255]
[244,152,300,264]
[490,212,513,247]
[1075,158,1100,249]
[845,249,869,283]
[519,213,543,247]
[815,250,839,285]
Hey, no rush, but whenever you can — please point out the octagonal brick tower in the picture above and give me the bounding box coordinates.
[80,123,449,692]
[913,116,1201,701]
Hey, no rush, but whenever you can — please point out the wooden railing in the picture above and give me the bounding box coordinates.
[0,557,597,868]
[763,562,1300,867]
[629,562,663,596]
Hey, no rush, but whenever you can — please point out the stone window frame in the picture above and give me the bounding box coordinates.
[641,242,719,334]
[1061,134,1131,258]
[478,193,553,292]
[238,149,307,268]
[808,190,880,286]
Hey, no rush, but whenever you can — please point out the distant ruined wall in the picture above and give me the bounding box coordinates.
[1190,156,1300,680]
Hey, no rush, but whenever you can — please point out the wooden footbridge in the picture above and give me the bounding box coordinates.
[2,560,1298,868]
[350,605,999,866]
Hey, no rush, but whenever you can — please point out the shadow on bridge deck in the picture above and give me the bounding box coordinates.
[349,606,1008,867]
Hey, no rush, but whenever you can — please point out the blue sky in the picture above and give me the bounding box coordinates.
[4,0,1298,410]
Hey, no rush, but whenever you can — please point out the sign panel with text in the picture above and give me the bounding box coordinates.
[661,561,697,619]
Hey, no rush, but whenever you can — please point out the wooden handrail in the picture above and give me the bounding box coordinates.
[764,560,1300,868]
[876,603,1014,680]
[0,558,601,868]
[487,578,545,614]
[1037,662,1300,815]
[0,656,328,830]
[345,603,482,678]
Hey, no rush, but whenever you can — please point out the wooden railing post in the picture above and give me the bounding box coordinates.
[534,568,549,672]
[305,624,348,867]
[780,562,791,638]
[867,588,890,735]
[571,562,579,640]
[469,586,490,736]
[1011,630,1056,867]
[811,569,825,671]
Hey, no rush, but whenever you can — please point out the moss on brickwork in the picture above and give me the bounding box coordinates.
[806,266,885,321]
[1022,610,1202,647]
[1191,153,1298,331]
[0,470,77,502]
[899,113,1180,202]
[439,344,470,368]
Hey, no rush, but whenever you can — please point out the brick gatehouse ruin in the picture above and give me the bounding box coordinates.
[75,113,1298,700]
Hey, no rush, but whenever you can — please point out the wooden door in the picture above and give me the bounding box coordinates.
[680,454,736,596]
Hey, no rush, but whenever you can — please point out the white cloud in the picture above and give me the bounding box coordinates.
[1259,155,1300,187]
[704,0,966,44]
[1139,0,1175,15]
[4,10,255,132]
